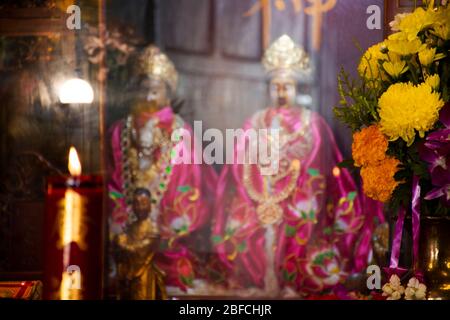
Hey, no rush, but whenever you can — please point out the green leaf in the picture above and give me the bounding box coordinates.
[282,269,297,282]
[313,251,335,265]
[309,210,316,220]
[177,185,191,193]
[237,242,247,253]
[180,275,194,286]
[288,272,297,282]
[285,225,297,237]
[177,225,188,234]
[282,269,290,281]
[334,68,380,131]
[212,235,223,245]
[308,168,320,177]
[410,162,428,178]
[323,227,333,235]
[313,255,325,265]
[225,227,235,237]
[348,191,357,201]
[338,159,355,169]
[109,191,124,200]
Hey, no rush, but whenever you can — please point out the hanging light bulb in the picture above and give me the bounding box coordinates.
[58,78,94,104]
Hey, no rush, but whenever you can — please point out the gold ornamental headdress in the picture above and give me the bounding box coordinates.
[139,45,178,92]
[262,35,310,78]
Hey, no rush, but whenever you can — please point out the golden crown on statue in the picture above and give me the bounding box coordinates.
[262,35,310,77]
[139,45,178,92]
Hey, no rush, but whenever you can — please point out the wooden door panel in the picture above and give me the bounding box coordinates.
[161,0,214,55]
[270,5,308,50]
[398,0,424,7]
[218,0,262,61]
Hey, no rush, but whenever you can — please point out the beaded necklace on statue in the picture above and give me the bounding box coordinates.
[244,159,301,226]
[120,113,182,219]
[243,107,310,226]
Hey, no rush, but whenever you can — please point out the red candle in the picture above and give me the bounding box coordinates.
[43,147,104,300]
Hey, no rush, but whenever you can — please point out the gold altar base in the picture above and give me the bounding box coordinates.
[419,217,450,300]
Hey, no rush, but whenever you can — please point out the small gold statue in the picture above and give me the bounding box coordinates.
[114,188,167,300]
[372,222,389,268]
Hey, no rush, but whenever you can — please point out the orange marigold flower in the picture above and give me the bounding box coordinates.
[361,157,401,203]
[352,125,389,167]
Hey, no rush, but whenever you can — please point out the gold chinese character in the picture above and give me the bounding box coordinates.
[244,0,337,50]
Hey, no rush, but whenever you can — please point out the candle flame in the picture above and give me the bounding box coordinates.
[68,147,82,176]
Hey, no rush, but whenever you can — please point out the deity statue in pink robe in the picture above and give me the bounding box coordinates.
[213,35,383,297]
[107,46,216,295]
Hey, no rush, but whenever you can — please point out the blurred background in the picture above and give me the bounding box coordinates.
[0,0,414,285]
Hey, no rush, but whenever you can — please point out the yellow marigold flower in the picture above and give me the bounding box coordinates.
[358,42,387,80]
[378,82,445,146]
[425,74,440,91]
[383,60,408,78]
[361,157,401,203]
[385,37,425,56]
[398,7,437,40]
[352,125,388,167]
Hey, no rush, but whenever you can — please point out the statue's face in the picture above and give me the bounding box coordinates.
[132,193,152,220]
[140,77,169,109]
[269,76,297,107]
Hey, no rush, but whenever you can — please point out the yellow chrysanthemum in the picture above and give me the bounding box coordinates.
[389,13,410,32]
[358,42,387,80]
[352,125,389,167]
[419,47,437,66]
[418,47,446,67]
[383,60,408,78]
[388,31,408,41]
[378,82,445,146]
[433,23,450,40]
[432,5,450,40]
[385,37,425,56]
[425,74,440,91]
[398,7,437,40]
[361,157,401,203]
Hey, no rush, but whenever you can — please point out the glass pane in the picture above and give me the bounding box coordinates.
[1,0,448,301]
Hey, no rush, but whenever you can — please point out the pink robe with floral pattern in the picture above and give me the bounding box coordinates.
[213,106,383,295]
[108,107,217,292]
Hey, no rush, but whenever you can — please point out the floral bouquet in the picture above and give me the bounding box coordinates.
[334,1,450,299]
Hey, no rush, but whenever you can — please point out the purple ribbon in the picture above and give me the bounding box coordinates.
[384,176,423,281]
[390,206,406,269]
[384,206,408,279]
[411,176,423,282]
